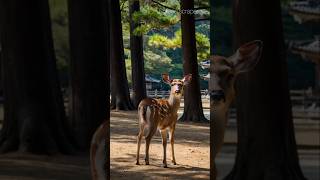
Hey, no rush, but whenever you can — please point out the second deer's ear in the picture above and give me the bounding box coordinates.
[182,74,192,85]
[228,40,263,75]
[162,73,172,84]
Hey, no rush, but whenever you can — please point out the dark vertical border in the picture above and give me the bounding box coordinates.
[209,0,215,179]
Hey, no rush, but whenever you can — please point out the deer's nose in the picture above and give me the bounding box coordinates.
[210,90,225,101]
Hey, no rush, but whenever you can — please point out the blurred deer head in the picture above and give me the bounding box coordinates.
[210,40,263,107]
[210,40,263,180]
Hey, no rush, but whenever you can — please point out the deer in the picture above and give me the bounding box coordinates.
[90,121,108,180]
[210,40,263,179]
[136,73,192,168]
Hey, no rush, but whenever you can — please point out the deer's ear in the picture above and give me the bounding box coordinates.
[162,73,172,84]
[182,74,192,85]
[228,40,263,75]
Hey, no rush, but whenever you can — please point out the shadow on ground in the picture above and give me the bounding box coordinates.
[110,110,210,180]
[0,153,90,180]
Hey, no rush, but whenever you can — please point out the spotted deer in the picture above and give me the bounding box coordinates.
[210,40,263,179]
[136,74,192,168]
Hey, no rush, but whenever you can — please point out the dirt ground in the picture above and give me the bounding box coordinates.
[1,108,316,180]
[110,111,210,180]
[0,110,210,180]
[0,153,90,180]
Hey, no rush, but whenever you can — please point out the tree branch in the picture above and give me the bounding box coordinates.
[120,0,126,11]
[195,17,210,22]
[151,0,180,12]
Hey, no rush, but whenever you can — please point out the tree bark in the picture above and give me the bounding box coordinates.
[224,0,307,179]
[209,0,214,55]
[68,0,110,150]
[129,0,146,108]
[179,0,207,122]
[0,0,73,154]
[0,43,2,98]
[209,0,215,178]
[109,0,134,111]
[315,64,320,93]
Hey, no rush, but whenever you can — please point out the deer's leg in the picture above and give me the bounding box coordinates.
[136,124,145,165]
[145,125,156,165]
[169,123,176,165]
[160,129,168,168]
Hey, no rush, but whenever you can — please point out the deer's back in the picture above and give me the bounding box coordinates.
[138,98,177,130]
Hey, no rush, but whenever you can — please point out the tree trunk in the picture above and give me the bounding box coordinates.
[129,0,146,108]
[315,64,320,93]
[0,44,2,98]
[179,0,207,122]
[224,0,306,179]
[68,0,110,150]
[109,0,134,111]
[209,0,215,178]
[0,0,73,154]
[209,0,214,55]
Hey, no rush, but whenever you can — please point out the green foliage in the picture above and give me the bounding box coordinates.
[49,0,69,72]
[121,2,175,85]
[196,32,210,60]
[148,29,210,61]
[144,49,174,75]
[124,35,175,85]
[48,0,210,89]
[148,30,181,49]
[132,6,178,35]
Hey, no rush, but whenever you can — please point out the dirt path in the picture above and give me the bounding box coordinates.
[110,111,210,180]
[0,110,209,180]
[0,110,318,179]
[0,153,90,180]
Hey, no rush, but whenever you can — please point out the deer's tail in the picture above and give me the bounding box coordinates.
[138,105,148,123]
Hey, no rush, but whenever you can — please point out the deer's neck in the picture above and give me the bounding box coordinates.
[167,95,181,113]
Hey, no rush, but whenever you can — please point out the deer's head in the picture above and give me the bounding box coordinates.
[162,74,192,98]
[210,40,263,107]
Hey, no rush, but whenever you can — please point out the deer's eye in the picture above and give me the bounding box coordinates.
[220,73,233,83]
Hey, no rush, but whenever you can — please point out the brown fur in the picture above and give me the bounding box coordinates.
[136,74,191,168]
[210,40,262,180]
[90,121,108,180]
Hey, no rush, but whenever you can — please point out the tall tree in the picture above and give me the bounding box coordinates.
[0,43,2,98]
[224,0,306,179]
[109,0,134,110]
[68,0,110,150]
[179,0,207,122]
[0,0,73,154]
[209,0,215,178]
[129,0,146,108]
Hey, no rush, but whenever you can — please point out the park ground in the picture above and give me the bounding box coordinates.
[0,103,319,180]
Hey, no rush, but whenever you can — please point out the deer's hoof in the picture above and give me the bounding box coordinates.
[172,161,177,165]
[162,164,168,168]
[136,162,140,165]
[145,158,149,165]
